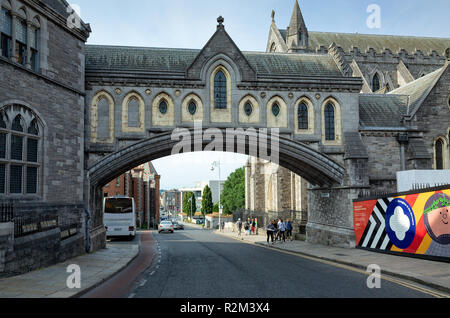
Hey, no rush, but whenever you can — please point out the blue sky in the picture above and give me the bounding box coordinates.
[75,0,450,189]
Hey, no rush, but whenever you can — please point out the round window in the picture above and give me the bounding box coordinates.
[159,100,168,115]
[244,103,253,116]
[188,101,197,115]
[272,103,280,117]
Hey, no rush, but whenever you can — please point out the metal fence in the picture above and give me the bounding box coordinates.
[14,215,59,238]
[0,202,14,223]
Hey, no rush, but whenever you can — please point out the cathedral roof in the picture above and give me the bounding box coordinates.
[278,30,450,56]
[388,64,448,115]
[85,45,342,78]
[359,94,409,128]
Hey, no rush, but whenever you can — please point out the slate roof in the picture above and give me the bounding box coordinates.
[85,45,342,77]
[388,65,447,114]
[359,94,409,128]
[278,30,450,55]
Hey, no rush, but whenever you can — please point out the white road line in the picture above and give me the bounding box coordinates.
[139,279,147,287]
[128,293,136,298]
[150,271,155,276]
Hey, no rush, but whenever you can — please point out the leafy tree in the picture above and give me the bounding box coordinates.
[201,185,213,216]
[220,167,245,215]
[183,192,197,218]
[212,203,219,213]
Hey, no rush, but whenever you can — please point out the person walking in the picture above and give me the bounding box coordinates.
[251,219,256,235]
[244,220,250,235]
[278,218,286,243]
[286,219,293,241]
[236,218,243,237]
[272,219,279,243]
[248,218,252,236]
[266,221,275,245]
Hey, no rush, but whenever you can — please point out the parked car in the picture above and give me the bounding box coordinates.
[173,222,184,230]
[158,221,174,234]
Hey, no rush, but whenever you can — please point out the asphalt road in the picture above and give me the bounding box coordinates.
[129,225,434,298]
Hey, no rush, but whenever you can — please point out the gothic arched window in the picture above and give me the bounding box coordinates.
[298,102,308,130]
[0,106,42,195]
[188,101,197,115]
[272,103,280,117]
[324,103,335,141]
[159,100,168,114]
[435,138,444,170]
[214,70,227,109]
[372,74,381,92]
[244,102,253,117]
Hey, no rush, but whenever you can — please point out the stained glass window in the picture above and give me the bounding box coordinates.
[272,103,280,117]
[325,103,335,141]
[10,135,23,161]
[0,164,5,193]
[12,116,23,132]
[214,70,227,109]
[298,103,308,130]
[159,100,168,115]
[244,102,253,116]
[372,74,380,92]
[28,119,39,135]
[0,133,5,158]
[27,138,38,163]
[188,101,197,115]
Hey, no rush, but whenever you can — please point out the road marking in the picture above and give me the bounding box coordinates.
[221,234,449,298]
[139,279,147,287]
[150,271,155,276]
[128,293,136,298]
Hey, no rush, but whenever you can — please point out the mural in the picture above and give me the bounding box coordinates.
[353,188,450,259]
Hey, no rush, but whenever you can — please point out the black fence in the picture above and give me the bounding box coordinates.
[0,202,14,223]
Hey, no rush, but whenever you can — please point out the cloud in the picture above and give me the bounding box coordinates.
[389,206,410,241]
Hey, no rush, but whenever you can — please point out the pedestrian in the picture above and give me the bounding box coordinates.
[221,221,225,232]
[251,219,256,235]
[248,218,252,236]
[278,218,286,243]
[272,219,279,243]
[237,218,243,237]
[244,220,250,235]
[286,219,293,241]
[266,221,275,245]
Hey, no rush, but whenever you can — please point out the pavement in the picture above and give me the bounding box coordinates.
[0,238,139,298]
[215,229,450,295]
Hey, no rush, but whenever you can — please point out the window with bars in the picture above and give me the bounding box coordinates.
[0,109,41,196]
[324,103,335,141]
[214,70,227,109]
[298,103,308,130]
[0,8,12,58]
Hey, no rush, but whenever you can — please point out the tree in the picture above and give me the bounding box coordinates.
[212,203,219,213]
[220,167,245,215]
[201,185,213,216]
[183,192,197,218]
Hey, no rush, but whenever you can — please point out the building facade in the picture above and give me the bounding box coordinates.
[0,0,449,275]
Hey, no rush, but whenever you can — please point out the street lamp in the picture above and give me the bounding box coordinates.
[211,160,221,231]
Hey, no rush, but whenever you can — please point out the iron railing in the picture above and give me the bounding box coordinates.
[0,202,14,223]
[14,215,58,238]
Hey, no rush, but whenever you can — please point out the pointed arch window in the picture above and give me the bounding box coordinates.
[0,106,42,195]
[372,73,381,92]
[214,70,227,109]
[435,138,444,170]
[159,100,168,115]
[188,101,197,115]
[324,103,335,141]
[272,103,280,117]
[298,102,308,130]
[244,102,253,117]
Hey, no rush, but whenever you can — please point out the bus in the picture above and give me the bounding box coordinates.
[103,196,136,240]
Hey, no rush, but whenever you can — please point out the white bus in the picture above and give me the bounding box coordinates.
[103,196,136,240]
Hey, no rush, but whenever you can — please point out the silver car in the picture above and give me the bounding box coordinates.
[158,221,174,234]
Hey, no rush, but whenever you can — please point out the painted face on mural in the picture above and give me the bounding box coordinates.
[423,193,450,245]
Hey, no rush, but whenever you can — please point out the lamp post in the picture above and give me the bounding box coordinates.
[211,160,221,231]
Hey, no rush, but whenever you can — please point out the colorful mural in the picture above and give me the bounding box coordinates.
[353,188,450,259]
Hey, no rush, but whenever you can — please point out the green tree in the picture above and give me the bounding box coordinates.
[220,167,245,215]
[212,203,219,213]
[183,192,197,218]
[201,185,213,216]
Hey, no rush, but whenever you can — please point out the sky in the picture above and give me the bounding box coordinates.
[73,0,450,189]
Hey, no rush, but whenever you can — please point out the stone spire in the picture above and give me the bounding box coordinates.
[286,0,309,51]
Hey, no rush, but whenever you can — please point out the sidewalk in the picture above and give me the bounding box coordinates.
[0,242,139,298]
[215,230,450,295]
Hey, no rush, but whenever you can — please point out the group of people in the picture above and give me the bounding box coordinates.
[235,218,293,245]
[266,218,293,244]
[236,218,257,236]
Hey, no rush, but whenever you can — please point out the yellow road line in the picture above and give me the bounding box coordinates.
[220,233,449,298]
